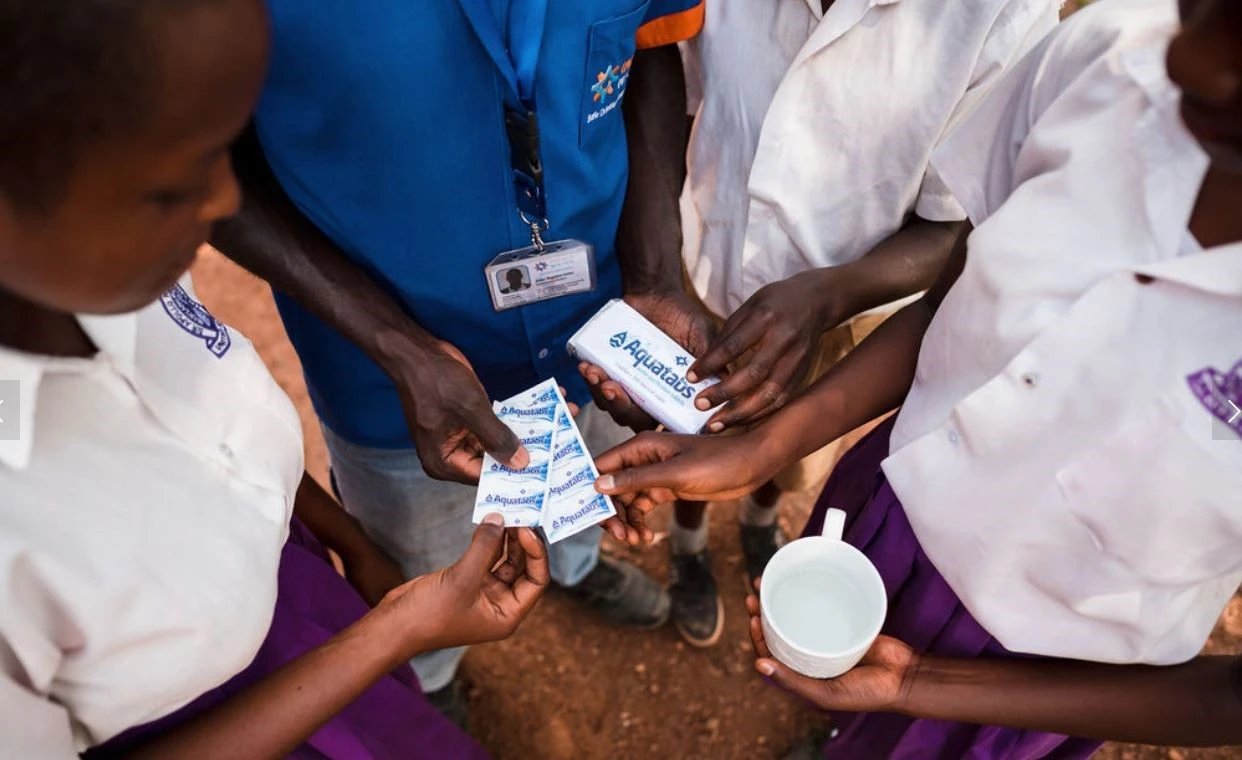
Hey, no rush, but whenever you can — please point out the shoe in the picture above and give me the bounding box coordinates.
[668,549,725,648]
[740,522,787,590]
[426,675,469,731]
[781,727,837,760]
[566,555,671,629]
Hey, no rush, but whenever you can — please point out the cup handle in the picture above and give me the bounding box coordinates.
[820,507,846,542]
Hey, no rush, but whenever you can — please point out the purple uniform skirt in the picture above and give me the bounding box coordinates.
[86,518,488,760]
[801,418,1102,760]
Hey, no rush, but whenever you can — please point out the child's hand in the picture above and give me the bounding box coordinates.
[593,431,777,545]
[746,580,917,713]
[689,271,845,431]
[379,515,550,654]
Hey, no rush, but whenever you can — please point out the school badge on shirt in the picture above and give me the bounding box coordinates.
[1187,359,1242,439]
[159,283,231,357]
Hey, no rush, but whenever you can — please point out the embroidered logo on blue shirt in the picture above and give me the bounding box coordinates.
[586,57,632,125]
[159,283,231,358]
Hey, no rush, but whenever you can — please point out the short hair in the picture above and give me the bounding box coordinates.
[0,1,212,211]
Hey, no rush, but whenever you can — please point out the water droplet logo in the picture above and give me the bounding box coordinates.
[609,332,627,348]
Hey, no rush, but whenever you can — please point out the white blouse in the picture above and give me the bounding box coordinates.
[886,0,1242,666]
[679,0,1059,316]
[0,276,303,754]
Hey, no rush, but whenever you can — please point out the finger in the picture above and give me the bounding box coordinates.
[749,614,773,659]
[600,515,629,543]
[510,527,550,606]
[442,447,484,484]
[595,463,685,502]
[630,503,654,543]
[693,331,783,412]
[745,593,760,617]
[593,434,662,476]
[465,400,529,470]
[706,354,804,431]
[598,380,630,408]
[754,658,834,706]
[493,528,527,585]
[455,513,508,579]
[578,361,606,385]
[580,365,625,413]
[705,380,790,433]
[687,311,767,383]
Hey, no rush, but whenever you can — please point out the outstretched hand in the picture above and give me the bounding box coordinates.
[384,515,550,654]
[592,430,777,545]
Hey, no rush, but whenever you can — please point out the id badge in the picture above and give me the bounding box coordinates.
[485,239,596,311]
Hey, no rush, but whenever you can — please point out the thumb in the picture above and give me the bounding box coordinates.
[453,514,508,580]
[466,399,529,470]
[754,658,833,707]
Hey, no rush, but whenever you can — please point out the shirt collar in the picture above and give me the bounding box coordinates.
[800,0,902,54]
[1123,44,1242,297]
[0,311,139,472]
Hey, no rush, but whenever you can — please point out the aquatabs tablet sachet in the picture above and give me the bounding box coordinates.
[567,299,721,434]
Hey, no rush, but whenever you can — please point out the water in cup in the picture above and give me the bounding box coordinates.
[767,568,874,653]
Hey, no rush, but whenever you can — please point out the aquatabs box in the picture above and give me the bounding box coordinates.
[567,299,721,434]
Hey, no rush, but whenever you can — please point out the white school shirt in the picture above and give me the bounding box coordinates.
[679,0,1060,318]
[884,0,1242,666]
[0,277,303,755]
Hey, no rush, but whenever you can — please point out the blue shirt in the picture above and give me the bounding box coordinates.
[254,0,703,448]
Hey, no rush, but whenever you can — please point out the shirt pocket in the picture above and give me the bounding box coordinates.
[1054,389,1242,586]
[579,3,650,149]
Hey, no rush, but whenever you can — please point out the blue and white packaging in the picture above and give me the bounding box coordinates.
[472,380,617,542]
[472,381,558,528]
[566,299,721,434]
[542,402,616,543]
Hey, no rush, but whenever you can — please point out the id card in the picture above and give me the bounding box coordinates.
[485,239,596,312]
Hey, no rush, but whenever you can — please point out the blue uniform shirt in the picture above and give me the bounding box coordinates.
[254,0,703,448]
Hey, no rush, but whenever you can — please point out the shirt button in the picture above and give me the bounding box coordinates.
[948,430,960,445]
[1021,372,1039,388]
[219,443,235,459]
[538,348,549,360]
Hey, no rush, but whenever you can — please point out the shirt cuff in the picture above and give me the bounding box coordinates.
[914,190,968,224]
[636,2,705,49]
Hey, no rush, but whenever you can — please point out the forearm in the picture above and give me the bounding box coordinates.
[824,217,964,326]
[901,655,1242,747]
[291,474,370,562]
[128,607,422,760]
[755,298,932,467]
[210,126,438,371]
[617,45,689,295]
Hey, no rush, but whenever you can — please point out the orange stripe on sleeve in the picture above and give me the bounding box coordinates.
[635,2,705,50]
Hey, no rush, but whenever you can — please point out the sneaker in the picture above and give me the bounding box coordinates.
[668,550,724,648]
[780,727,838,760]
[565,555,671,629]
[426,675,469,731]
[740,522,787,590]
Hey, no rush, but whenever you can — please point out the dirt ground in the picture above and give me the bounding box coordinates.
[189,248,1241,760]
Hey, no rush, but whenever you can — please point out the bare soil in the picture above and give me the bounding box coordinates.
[189,248,1240,760]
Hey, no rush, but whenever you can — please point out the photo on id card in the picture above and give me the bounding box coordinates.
[485,239,596,311]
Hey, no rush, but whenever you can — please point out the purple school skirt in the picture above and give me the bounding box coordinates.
[800,418,1101,760]
[86,518,488,760]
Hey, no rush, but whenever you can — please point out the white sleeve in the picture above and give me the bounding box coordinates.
[915,0,1060,222]
[0,663,78,758]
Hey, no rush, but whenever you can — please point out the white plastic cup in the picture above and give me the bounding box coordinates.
[759,508,887,679]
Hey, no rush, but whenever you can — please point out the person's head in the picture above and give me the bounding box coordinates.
[1169,0,1242,171]
[0,0,269,316]
[505,268,526,289]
